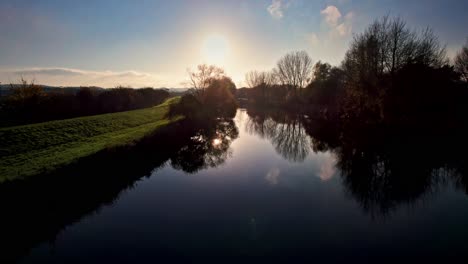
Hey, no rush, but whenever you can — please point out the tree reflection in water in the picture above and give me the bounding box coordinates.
[245,108,310,162]
[303,117,468,217]
[171,119,239,173]
[1,108,468,262]
[246,106,468,218]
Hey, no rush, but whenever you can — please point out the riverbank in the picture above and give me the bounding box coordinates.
[0,97,183,182]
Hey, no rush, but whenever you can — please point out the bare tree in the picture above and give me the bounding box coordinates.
[186,64,225,97]
[245,70,278,104]
[266,71,279,86]
[275,51,313,94]
[454,39,468,82]
[245,70,268,88]
[343,16,447,85]
[9,78,44,102]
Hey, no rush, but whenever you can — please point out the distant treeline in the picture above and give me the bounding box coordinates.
[0,81,170,127]
[240,16,468,130]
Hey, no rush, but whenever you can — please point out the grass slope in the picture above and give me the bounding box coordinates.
[0,97,182,182]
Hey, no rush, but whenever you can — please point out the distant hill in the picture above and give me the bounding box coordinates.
[0,84,189,96]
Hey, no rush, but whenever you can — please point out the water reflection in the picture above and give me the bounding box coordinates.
[303,117,468,217]
[1,109,468,262]
[265,167,281,185]
[245,108,310,162]
[0,118,238,263]
[245,107,468,217]
[170,119,239,173]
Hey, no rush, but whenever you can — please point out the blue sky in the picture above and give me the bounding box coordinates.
[0,0,467,87]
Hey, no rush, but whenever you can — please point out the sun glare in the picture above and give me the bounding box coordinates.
[201,34,229,64]
[212,138,222,146]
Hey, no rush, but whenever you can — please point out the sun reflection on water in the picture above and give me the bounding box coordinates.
[212,138,222,146]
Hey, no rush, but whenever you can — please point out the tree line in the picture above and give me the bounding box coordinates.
[240,16,468,130]
[0,80,169,127]
[2,15,467,127]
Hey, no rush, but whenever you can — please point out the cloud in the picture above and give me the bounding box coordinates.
[320,6,354,37]
[321,5,342,27]
[336,22,351,36]
[12,68,85,76]
[0,67,160,87]
[267,0,287,19]
[336,12,354,37]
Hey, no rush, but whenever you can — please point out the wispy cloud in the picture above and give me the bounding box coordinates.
[0,67,160,87]
[267,0,288,19]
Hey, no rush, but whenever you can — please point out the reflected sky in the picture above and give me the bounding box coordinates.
[18,109,468,262]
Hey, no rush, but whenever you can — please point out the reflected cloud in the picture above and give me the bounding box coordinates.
[266,167,280,185]
[319,155,337,181]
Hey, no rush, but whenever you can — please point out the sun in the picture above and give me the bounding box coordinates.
[201,34,229,65]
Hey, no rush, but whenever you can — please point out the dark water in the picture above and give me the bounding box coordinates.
[2,109,468,263]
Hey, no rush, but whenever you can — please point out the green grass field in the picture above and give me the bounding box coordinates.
[0,97,183,182]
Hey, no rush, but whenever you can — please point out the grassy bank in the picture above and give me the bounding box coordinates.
[0,97,183,182]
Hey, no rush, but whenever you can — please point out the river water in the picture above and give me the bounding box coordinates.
[12,109,468,262]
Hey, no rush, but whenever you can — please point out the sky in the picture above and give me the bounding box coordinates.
[0,0,467,88]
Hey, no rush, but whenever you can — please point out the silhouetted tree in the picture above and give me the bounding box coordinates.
[186,64,225,98]
[274,51,313,96]
[341,16,448,123]
[305,62,345,118]
[8,79,45,107]
[245,70,275,104]
[203,76,238,117]
[454,39,468,82]
[178,65,237,118]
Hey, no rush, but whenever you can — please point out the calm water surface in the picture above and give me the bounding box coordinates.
[15,109,468,262]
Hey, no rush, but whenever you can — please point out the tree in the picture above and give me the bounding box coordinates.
[454,39,468,82]
[203,76,237,117]
[341,16,448,122]
[186,64,225,98]
[306,62,345,117]
[245,70,274,104]
[275,51,313,95]
[9,78,44,104]
[313,61,332,82]
[343,16,447,87]
[245,70,268,88]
